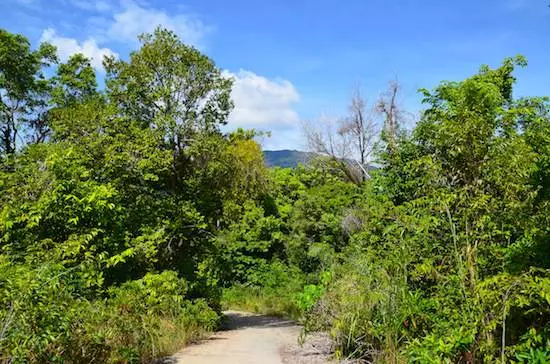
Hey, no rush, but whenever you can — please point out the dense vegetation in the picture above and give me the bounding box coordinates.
[1,26,549,363]
[0,27,265,362]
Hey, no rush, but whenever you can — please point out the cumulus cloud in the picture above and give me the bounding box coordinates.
[37,2,301,149]
[107,0,209,47]
[225,70,300,129]
[57,0,209,48]
[223,70,302,150]
[40,28,117,70]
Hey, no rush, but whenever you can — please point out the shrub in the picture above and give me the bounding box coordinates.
[0,263,218,363]
[221,262,305,319]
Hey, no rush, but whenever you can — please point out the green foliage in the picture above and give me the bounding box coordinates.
[51,53,98,107]
[300,57,550,362]
[0,259,80,362]
[221,262,305,319]
[0,27,264,363]
[2,25,550,364]
[515,342,550,364]
[0,28,57,153]
[296,271,331,313]
[0,261,217,363]
[217,202,285,284]
[104,27,232,154]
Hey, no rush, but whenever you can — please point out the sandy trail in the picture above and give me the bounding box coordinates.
[171,311,302,364]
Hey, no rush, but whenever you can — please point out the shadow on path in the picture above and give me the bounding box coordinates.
[222,311,296,330]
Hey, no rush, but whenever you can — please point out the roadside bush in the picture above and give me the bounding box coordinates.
[0,263,218,363]
[0,259,82,363]
[221,262,305,319]
[303,57,550,363]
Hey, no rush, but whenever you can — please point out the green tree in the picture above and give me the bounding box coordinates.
[0,29,57,155]
[51,53,98,107]
[104,27,233,188]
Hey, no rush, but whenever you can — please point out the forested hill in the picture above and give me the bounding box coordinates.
[263,150,316,168]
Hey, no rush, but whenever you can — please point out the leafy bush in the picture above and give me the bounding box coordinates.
[0,263,218,363]
[0,28,262,362]
[299,57,550,362]
[221,262,305,319]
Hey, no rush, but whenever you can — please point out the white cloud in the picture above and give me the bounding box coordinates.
[38,0,209,74]
[223,70,302,149]
[69,0,112,12]
[225,70,300,129]
[40,0,209,55]
[107,0,209,47]
[40,28,118,70]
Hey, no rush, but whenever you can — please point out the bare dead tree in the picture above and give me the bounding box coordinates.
[303,87,378,184]
[303,115,357,182]
[376,80,404,156]
[343,88,377,181]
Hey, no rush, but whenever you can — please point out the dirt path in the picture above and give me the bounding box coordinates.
[169,311,333,364]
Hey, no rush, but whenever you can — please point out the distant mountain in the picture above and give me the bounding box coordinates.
[263,150,380,173]
[263,150,316,168]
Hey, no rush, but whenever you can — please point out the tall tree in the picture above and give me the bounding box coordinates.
[376,80,405,156]
[101,27,259,231]
[51,53,98,107]
[0,29,56,155]
[104,28,233,184]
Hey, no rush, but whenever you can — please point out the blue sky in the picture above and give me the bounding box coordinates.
[1,0,549,150]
